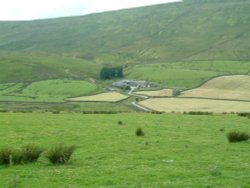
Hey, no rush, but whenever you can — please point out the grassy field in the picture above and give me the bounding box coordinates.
[181,75,250,101]
[0,80,98,102]
[0,112,249,187]
[139,98,250,113]
[67,92,129,102]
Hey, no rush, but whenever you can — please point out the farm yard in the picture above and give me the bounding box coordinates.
[0,112,249,187]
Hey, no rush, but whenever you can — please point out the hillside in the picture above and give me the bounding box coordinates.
[0,0,250,83]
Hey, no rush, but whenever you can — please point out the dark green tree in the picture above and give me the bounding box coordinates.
[100,66,124,80]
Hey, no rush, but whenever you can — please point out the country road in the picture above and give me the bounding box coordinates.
[128,87,152,112]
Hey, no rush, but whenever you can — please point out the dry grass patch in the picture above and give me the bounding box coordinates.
[139,98,250,113]
[134,89,173,97]
[181,75,250,101]
[67,92,128,102]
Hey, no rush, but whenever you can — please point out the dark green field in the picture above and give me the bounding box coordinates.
[0,112,249,187]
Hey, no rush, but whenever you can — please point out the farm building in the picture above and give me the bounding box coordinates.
[112,80,156,88]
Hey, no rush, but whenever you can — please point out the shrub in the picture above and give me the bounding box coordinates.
[45,144,76,164]
[227,131,249,143]
[21,144,44,163]
[0,148,22,165]
[118,120,123,125]
[136,128,145,136]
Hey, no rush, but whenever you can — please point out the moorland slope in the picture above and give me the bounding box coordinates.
[0,0,250,82]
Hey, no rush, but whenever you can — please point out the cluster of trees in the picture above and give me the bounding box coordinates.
[100,66,124,80]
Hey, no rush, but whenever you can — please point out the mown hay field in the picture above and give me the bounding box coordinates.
[181,75,250,101]
[139,98,250,113]
[67,92,128,102]
[135,89,173,97]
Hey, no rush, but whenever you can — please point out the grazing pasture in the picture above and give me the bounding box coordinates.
[126,64,218,88]
[139,98,250,113]
[0,80,97,102]
[181,75,250,101]
[67,91,129,102]
[0,112,249,187]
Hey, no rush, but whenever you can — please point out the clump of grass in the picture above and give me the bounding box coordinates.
[219,128,225,132]
[45,144,76,164]
[237,112,250,117]
[185,111,213,115]
[118,120,123,125]
[0,148,22,165]
[136,128,145,136]
[21,144,44,163]
[227,131,249,143]
[209,165,222,176]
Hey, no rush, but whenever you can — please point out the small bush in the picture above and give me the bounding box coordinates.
[227,131,249,143]
[0,148,22,165]
[136,128,145,136]
[45,144,76,164]
[21,144,44,163]
[118,120,123,125]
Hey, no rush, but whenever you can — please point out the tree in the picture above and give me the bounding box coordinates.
[100,66,124,80]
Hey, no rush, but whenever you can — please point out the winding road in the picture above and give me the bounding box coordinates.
[128,87,153,112]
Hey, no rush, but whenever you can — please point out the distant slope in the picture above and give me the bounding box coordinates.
[181,75,250,101]
[0,0,250,82]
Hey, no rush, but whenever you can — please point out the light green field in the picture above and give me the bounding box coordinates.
[139,98,250,113]
[126,64,219,88]
[181,75,250,101]
[0,80,97,102]
[135,89,173,97]
[0,112,249,187]
[67,92,129,102]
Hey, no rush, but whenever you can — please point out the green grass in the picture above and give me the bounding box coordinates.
[0,112,249,187]
[0,79,98,102]
[126,64,219,88]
